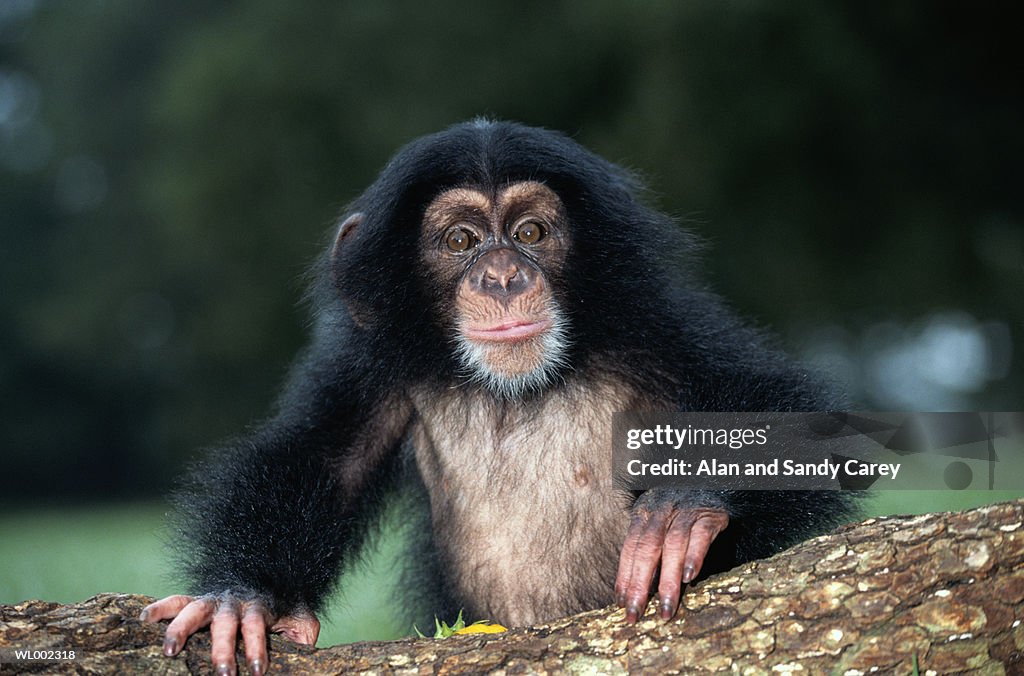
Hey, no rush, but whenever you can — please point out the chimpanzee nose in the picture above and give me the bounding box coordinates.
[485,264,518,290]
[475,249,533,296]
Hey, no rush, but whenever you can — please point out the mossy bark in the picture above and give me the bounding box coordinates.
[2,499,1022,674]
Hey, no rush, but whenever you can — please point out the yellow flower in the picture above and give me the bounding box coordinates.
[453,622,507,635]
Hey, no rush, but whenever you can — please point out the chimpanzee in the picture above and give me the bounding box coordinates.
[142,120,858,675]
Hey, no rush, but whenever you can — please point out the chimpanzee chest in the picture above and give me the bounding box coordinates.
[409,382,637,625]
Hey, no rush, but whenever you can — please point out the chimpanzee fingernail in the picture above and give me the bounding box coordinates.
[659,599,674,619]
[216,663,232,676]
[138,609,149,621]
[682,564,696,583]
[250,659,265,676]
[162,637,178,656]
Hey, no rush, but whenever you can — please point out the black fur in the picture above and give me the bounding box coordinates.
[172,120,859,626]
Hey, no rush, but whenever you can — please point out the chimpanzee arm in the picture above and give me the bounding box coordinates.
[616,349,860,623]
[142,341,412,675]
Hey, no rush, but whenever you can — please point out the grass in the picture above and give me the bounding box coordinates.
[1,490,1020,646]
[0,503,174,603]
[0,502,406,646]
[864,490,1024,519]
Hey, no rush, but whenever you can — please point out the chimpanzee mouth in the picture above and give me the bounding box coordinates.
[463,319,552,343]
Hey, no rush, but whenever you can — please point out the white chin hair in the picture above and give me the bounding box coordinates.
[454,311,571,400]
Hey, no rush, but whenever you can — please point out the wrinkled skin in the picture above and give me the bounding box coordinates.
[140,595,318,676]
[614,490,730,622]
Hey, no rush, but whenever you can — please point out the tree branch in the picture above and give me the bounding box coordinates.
[2,499,1022,674]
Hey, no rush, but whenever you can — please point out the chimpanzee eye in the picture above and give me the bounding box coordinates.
[513,221,546,245]
[445,227,478,252]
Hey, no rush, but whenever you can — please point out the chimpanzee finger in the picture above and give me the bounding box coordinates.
[656,515,692,620]
[162,597,216,656]
[140,594,194,623]
[209,601,241,676]
[683,510,729,584]
[615,508,670,623]
[271,612,321,646]
[241,604,269,676]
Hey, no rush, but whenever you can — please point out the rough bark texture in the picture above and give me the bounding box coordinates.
[2,499,1023,675]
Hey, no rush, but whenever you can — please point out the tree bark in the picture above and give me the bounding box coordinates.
[2,499,1022,675]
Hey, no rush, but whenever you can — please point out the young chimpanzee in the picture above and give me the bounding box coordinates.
[142,120,858,674]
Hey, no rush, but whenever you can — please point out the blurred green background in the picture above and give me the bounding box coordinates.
[1,1,1020,646]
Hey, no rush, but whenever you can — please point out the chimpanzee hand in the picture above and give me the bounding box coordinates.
[614,489,730,623]
[140,594,319,676]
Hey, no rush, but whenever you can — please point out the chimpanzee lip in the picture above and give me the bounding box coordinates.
[464,319,551,342]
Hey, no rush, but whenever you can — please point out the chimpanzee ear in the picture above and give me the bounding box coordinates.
[331,212,364,262]
[330,212,371,326]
